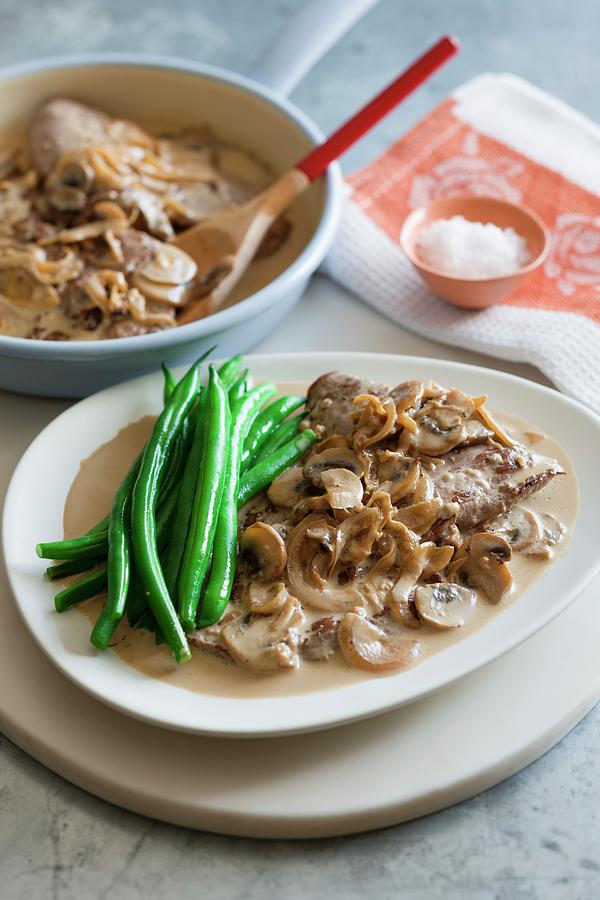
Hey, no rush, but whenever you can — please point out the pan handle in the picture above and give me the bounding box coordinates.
[248,0,380,97]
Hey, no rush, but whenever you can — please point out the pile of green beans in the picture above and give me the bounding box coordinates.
[36,352,316,663]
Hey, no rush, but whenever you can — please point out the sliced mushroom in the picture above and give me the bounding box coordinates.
[393,497,442,535]
[246,581,292,615]
[454,532,513,603]
[414,583,477,629]
[338,612,421,671]
[388,540,452,628]
[303,447,364,487]
[267,466,309,509]
[334,506,383,567]
[390,379,424,412]
[444,388,476,417]
[488,506,543,552]
[321,467,364,510]
[377,453,419,502]
[388,549,426,629]
[421,543,454,577]
[133,243,197,305]
[239,522,287,581]
[221,597,305,671]
[315,433,350,452]
[287,513,385,613]
[412,470,435,503]
[490,508,565,560]
[412,401,468,456]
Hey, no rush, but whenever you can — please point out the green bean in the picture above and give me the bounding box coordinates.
[255,411,305,463]
[241,395,306,471]
[55,563,108,612]
[48,459,181,589]
[131,356,206,663]
[37,436,182,564]
[87,516,109,535]
[162,363,176,403]
[178,366,231,632]
[237,429,317,507]
[228,368,249,406]
[163,393,207,596]
[36,531,108,561]
[158,414,190,502]
[36,357,209,565]
[46,556,104,581]
[55,444,182,617]
[90,452,143,650]
[199,385,279,628]
[126,565,147,627]
[158,358,239,566]
[217,354,243,390]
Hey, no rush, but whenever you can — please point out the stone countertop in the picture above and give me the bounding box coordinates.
[1,1,599,897]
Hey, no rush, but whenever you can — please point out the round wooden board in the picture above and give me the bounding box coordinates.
[1,572,598,839]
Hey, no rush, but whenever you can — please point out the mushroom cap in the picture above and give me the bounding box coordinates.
[221,597,305,672]
[267,466,309,509]
[412,401,468,456]
[303,447,364,486]
[321,467,364,510]
[393,497,442,536]
[338,612,421,671]
[239,522,287,582]
[390,379,424,412]
[414,583,477,629]
[246,581,291,615]
[488,506,542,552]
[286,513,386,614]
[456,531,513,603]
[377,453,420,503]
[133,243,197,305]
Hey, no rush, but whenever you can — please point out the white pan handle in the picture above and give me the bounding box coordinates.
[249,0,380,97]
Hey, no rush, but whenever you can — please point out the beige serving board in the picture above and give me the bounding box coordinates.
[0,558,599,838]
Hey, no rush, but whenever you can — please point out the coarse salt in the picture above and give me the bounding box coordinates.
[416,215,530,278]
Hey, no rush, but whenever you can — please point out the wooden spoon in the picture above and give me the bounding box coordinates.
[175,36,459,324]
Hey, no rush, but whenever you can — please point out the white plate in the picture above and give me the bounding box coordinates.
[3,352,600,737]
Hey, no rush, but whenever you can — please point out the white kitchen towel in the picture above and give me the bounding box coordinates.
[323,74,600,413]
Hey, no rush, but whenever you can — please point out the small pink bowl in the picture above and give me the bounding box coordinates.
[400,195,551,309]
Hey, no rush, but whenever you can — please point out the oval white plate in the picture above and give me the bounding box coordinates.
[4,352,600,737]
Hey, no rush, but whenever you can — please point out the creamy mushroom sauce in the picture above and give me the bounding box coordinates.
[63,382,578,699]
[0,98,306,340]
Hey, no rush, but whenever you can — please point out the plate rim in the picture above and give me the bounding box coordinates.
[4,350,600,737]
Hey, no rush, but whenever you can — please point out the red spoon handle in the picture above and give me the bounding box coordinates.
[296,35,459,182]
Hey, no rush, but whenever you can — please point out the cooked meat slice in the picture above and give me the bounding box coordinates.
[104,320,166,339]
[188,624,234,664]
[430,445,564,531]
[29,98,111,175]
[307,371,388,437]
[301,616,340,662]
[29,97,150,175]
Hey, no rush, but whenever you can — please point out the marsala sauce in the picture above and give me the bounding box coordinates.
[63,384,579,698]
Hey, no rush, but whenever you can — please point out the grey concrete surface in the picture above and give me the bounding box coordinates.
[1,1,600,897]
